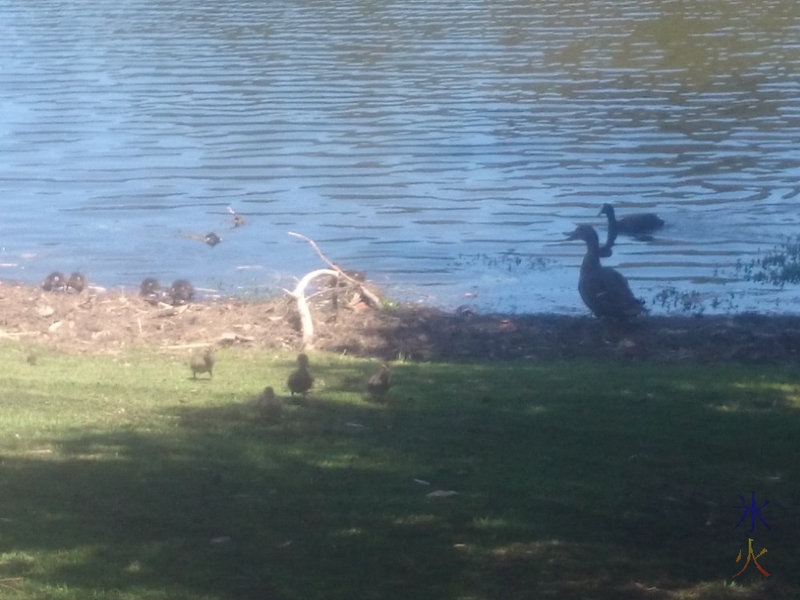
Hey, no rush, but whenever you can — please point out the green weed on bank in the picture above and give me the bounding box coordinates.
[0,342,797,600]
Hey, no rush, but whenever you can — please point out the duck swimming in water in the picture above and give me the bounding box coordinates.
[204,232,221,247]
[567,224,645,320]
[599,203,664,249]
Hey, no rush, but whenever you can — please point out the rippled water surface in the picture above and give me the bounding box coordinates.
[2,0,800,314]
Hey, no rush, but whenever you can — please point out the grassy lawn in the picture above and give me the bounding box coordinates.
[0,341,797,599]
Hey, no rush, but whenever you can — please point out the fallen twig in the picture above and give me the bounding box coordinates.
[0,330,39,339]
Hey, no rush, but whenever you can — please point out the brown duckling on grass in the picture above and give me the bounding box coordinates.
[190,347,215,379]
[287,353,314,399]
[367,362,392,401]
[256,386,283,421]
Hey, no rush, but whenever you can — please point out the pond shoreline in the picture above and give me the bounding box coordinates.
[2,281,800,365]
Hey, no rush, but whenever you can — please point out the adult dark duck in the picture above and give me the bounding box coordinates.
[600,204,664,239]
[567,224,645,320]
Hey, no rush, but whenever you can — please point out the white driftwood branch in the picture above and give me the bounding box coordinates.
[285,268,338,348]
[288,231,382,306]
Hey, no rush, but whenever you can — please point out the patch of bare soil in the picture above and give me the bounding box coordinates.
[2,281,800,364]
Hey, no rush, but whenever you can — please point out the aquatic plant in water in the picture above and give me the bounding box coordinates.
[453,251,553,272]
[652,287,739,315]
[736,236,800,287]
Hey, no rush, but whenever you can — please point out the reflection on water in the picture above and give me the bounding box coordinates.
[1,0,800,314]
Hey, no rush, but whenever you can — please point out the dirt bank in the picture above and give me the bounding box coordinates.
[2,281,800,365]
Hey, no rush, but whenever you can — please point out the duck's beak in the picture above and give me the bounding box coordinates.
[566,228,580,240]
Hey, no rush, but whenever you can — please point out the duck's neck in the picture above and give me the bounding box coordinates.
[600,227,617,254]
[604,211,619,237]
[582,239,602,269]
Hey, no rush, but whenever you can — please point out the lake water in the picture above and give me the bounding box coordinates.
[2,0,800,315]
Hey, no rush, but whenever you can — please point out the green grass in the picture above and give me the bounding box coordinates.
[0,342,797,599]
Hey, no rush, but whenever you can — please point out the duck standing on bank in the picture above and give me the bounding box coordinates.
[66,272,87,293]
[167,279,195,306]
[287,353,314,400]
[567,224,645,320]
[41,272,67,292]
[140,277,162,303]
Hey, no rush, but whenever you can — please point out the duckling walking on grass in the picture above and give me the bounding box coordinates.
[190,347,215,379]
[367,362,392,401]
[256,386,283,421]
[287,353,314,399]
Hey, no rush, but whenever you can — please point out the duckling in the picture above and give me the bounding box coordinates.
[167,279,195,306]
[256,386,283,421]
[367,362,392,401]
[41,271,67,292]
[139,277,162,303]
[567,224,645,320]
[287,353,314,399]
[66,272,86,293]
[190,347,215,379]
[204,232,222,247]
[599,203,664,238]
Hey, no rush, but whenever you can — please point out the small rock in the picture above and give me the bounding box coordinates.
[36,305,55,317]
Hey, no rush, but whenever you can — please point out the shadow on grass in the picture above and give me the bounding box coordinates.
[1,361,799,600]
